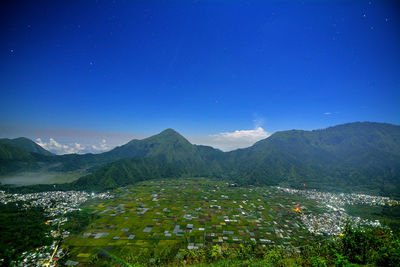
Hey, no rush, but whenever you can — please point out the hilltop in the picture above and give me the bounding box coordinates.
[0,137,53,156]
[73,122,400,197]
[1,122,400,197]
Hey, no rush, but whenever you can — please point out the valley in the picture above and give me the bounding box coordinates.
[62,178,318,265]
[2,177,397,266]
[1,122,400,266]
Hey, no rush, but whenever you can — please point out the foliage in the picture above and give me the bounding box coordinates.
[68,222,400,266]
[62,210,99,234]
[0,202,52,265]
[336,223,400,266]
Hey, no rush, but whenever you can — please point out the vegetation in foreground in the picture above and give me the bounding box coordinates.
[1,178,400,266]
[59,178,400,266]
[77,224,400,266]
[0,203,52,266]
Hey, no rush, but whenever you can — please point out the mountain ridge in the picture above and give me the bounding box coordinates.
[1,122,399,198]
[0,137,54,156]
[70,122,400,197]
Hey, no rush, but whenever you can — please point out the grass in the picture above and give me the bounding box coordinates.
[61,178,322,264]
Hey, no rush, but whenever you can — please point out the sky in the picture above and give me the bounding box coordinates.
[1,0,399,154]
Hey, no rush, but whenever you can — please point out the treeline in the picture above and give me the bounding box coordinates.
[62,210,99,234]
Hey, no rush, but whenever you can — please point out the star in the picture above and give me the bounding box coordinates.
[10,49,14,53]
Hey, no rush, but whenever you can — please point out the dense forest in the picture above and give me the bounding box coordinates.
[0,203,52,266]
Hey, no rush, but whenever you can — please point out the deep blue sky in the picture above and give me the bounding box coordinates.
[0,0,399,152]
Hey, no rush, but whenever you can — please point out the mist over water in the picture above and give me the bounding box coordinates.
[0,171,82,186]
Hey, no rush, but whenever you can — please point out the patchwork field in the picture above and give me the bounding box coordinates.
[62,178,323,265]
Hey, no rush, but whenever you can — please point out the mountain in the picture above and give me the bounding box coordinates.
[72,122,400,197]
[0,144,37,175]
[105,128,193,159]
[73,129,225,190]
[105,128,224,165]
[1,122,400,198]
[0,137,53,156]
[0,138,55,176]
[48,129,224,173]
[226,122,400,196]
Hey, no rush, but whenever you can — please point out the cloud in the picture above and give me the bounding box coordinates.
[211,127,270,142]
[323,111,340,115]
[35,138,111,155]
[91,139,110,152]
[190,127,271,152]
[252,114,265,128]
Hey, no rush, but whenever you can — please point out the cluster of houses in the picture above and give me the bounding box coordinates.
[0,190,113,216]
[18,241,64,267]
[277,187,399,207]
[277,187,392,235]
[0,190,113,266]
[63,179,320,264]
[6,178,395,265]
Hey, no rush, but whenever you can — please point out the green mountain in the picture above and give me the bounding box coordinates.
[105,128,224,164]
[73,129,225,190]
[47,129,224,173]
[0,144,37,175]
[0,137,53,156]
[105,128,193,159]
[1,122,400,197]
[226,122,400,196]
[0,138,55,175]
[71,122,400,197]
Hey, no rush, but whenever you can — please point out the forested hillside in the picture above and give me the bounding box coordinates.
[1,122,400,197]
[0,137,53,156]
[72,122,400,197]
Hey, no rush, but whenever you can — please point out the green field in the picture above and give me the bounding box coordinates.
[62,178,323,265]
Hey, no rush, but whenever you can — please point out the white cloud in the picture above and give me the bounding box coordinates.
[190,127,271,152]
[35,138,111,155]
[91,139,110,152]
[211,127,270,142]
[324,111,340,115]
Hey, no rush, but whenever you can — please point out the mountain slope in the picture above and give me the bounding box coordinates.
[73,129,225,189]
[0,137,53,156]
[73,122,400,197]
[104,128,200,160]
[226,122,400,196]
[0,144,37,175]
[1,122,399,197]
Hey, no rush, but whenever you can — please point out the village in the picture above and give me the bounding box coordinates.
[277,187,398,235]
[1,179,398,266]
[0,190,113,266]
[0,190,113,216]
[61,178,320,265]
